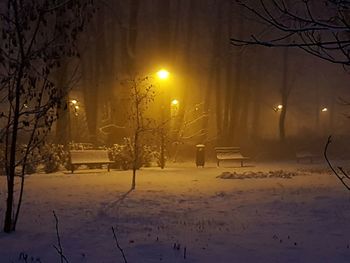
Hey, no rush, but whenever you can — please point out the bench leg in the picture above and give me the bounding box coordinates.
[107,164,110,172]
[217,159,220,167]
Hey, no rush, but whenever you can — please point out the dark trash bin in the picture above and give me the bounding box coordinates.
[196,144,205,167]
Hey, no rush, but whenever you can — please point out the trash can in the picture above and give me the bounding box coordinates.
[196,144,205,167]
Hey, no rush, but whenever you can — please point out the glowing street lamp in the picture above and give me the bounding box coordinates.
[273,104,283,112]
[170,99,179,118]
[321,107,328,112]
[171,99,179,106]
[71,99,78,105]
[157,69,169,80]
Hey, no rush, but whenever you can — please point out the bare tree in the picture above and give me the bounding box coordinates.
[0,0,92,233]
[125,76,155,190]
[231,0,350,68]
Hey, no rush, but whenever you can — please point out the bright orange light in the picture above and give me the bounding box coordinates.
[321,107,328,112]
[75,105,79,110]
[157,69,169,80]
[171,99,179,105]
[71,99,78,105]
[277,104,283,110]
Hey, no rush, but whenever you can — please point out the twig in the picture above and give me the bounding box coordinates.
[52,210,69,263]
[112,226,128,263]
[324,135,350,190]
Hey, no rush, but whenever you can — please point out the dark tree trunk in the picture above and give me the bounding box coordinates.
[279,47,290,142]
[55,63,70,146]
[201,1,224,144]
[228,4,244,145]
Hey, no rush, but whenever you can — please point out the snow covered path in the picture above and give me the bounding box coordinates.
[1,161,350,262]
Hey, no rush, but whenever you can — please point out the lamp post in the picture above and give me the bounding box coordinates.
[69,99,79,142]
[157,69,170,169]
[170,99,179,117]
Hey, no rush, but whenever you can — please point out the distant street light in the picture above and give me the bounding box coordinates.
[171,99,179,117]
[273,104,283,112]
[321,107,328,112]
[71,99,78,105]
[171,99,179,106]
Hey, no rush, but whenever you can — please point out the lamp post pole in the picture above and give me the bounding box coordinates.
[157,69,170,169]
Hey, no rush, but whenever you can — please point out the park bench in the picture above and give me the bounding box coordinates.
[215,147,250,167]
[296,151,318,163]
[69,150,114,173]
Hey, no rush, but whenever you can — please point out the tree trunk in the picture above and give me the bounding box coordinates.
[4,62,23,234]
[279,47,290,142]
[228,4,244,145]
[4,1,25,229]
[55,63,70,146]
[201,1,224,144]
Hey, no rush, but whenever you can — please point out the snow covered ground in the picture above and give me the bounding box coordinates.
[1,160,350,262]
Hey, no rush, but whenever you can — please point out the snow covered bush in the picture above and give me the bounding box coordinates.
[109,138,158,170]
[41,144,69,173]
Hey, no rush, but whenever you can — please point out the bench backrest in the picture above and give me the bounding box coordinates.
[215,147,241,153]
[70,150,111,164]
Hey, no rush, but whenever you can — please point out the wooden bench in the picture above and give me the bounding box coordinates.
[69,150,114,173]
[215,147,250,167]
[296,151,318,163]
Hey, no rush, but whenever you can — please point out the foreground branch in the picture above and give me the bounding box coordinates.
[53,211,69,263]
[324,136,350,190]
[111,226,128,263]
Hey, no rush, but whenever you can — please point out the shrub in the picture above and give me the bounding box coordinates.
[109,138,159,170]
[41,144,69,173]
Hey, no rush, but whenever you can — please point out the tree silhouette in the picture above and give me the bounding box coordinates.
[231,0,350,69]
[0,0,93,233]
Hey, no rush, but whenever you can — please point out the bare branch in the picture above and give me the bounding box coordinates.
[111,226,128,263]
[324,136,350,191]
[52,211,69,263]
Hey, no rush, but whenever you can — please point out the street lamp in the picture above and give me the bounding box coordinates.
[273,104,283,112]
[321,107,328,112]
[170,99,179,117]
[157,69,170,169]
[171,99,179,105]
[157,69,169,80]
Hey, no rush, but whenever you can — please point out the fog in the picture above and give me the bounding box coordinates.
[45,0,349,162]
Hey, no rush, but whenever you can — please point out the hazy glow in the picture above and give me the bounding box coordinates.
[321,107,328,112]
[171,99,179,105]
[71,99,78,105]
[75,105,79,110]
[277,104,283,110]
[157,69,169,80]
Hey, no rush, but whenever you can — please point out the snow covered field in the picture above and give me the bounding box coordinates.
[1,161,350,263]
